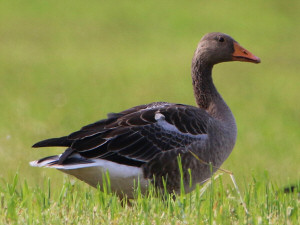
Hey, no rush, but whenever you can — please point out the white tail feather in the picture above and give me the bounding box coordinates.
[30,156,148,198]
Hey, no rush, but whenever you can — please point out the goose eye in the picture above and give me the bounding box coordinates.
[218,37,225,42]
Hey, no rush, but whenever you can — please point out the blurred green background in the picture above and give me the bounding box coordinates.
[0,0,299,188]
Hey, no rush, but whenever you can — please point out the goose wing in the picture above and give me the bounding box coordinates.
[33,102,211,167]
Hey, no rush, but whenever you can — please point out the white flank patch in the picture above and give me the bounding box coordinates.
[155,113,208,139]
[30,155,60,167]
[30,157,148,198]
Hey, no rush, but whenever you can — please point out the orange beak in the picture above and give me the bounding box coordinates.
[232,42,260,63]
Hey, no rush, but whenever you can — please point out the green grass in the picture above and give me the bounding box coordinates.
[0,0,299,223]
[1,173,299,224]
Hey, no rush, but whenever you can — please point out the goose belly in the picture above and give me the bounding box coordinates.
[58,160,148,198]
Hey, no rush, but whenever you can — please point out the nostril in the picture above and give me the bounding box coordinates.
[243,50,248,55]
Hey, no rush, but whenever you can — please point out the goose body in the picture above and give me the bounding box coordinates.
[31,32,260,198]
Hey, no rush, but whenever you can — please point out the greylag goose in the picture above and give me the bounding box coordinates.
[30,32,260,198]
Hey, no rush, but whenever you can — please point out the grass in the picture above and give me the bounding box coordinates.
[0,0,299,223]
[1,173,299,224]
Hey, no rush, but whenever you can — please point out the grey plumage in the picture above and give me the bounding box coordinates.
[31,32,260,197]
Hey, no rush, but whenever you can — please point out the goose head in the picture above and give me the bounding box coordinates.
[194,32,261,66]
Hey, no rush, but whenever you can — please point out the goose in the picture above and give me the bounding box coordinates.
[30,32,260,198]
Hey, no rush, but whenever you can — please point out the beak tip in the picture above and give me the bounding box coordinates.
[254,57,261,64]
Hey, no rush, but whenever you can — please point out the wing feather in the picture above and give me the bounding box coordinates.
[32,102,211,167]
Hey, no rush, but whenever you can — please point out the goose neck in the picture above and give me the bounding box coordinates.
[192,61,219,110]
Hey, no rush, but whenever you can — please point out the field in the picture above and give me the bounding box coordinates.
[0,0,299,224]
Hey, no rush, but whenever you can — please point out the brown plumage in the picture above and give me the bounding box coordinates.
[30,32,260,197]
